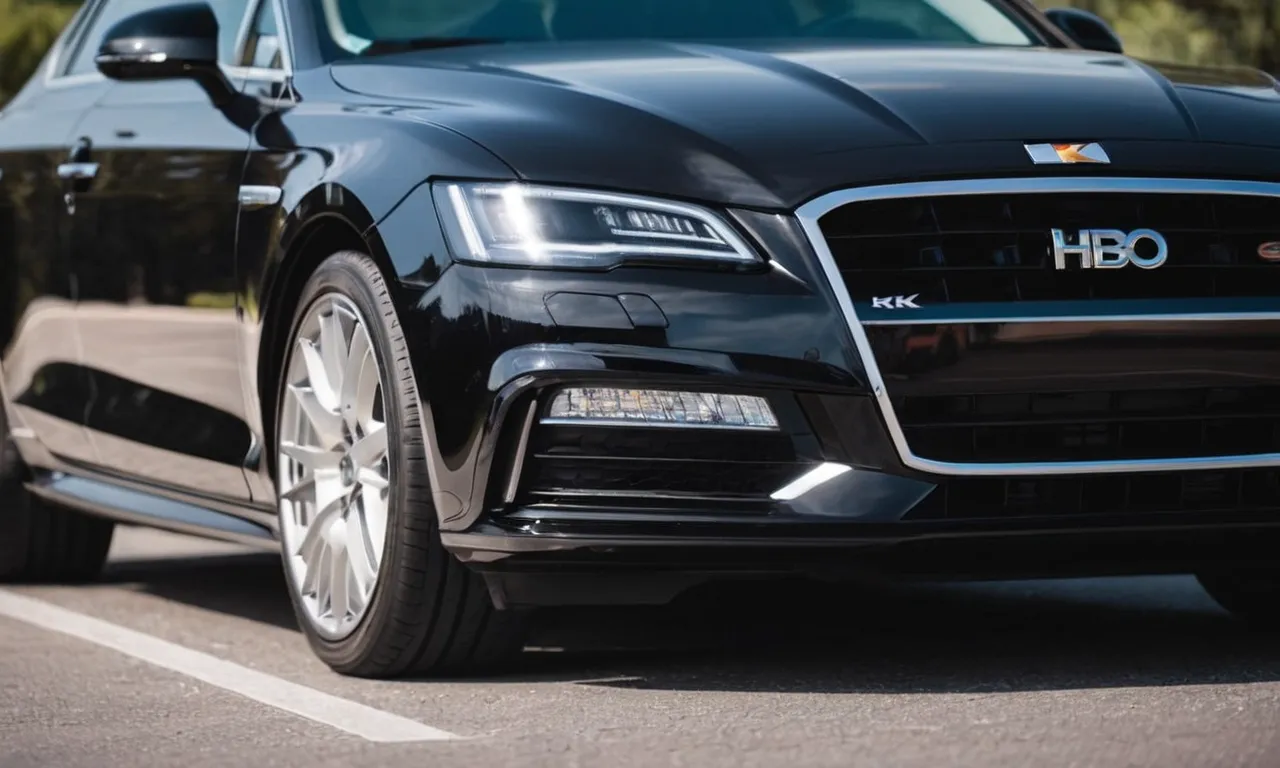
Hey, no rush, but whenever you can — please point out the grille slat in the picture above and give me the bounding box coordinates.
[524,456,807,499]
[819,192,1280,304]
[906,469,1280,521]
[895,386,1280,464]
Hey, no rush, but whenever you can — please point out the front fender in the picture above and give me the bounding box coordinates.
[243,88,518,292]
[234,90,518,503]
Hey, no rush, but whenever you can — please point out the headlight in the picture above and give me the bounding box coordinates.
[431,182,761,269]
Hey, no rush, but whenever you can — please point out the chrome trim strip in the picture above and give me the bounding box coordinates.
[26,475,278,550]
[539,418,779,432]
[794,175,1280,477]
[502,400,539,505]
[273,0,298,79]
[770,462,853,501]
[56,162,99,180]
[860,311,1280,326]
[525,489,765,502]
[238,184,283,209]
[504,509,767,524]
[95,52,168,66]
[233,0,295,81]
[231,0,260,70]
[42,0,100,88]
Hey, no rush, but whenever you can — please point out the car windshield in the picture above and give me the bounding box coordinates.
[318,0,1041,56]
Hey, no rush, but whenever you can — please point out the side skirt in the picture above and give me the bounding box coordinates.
[26,471,279,551]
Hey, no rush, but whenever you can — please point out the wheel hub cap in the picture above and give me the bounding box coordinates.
[277,294,391,641]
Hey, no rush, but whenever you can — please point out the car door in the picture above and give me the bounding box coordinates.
[60,0,260,501]
[231,0,297,503]
[0,9,114,472]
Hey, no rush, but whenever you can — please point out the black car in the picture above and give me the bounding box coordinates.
[3,0,1280,678]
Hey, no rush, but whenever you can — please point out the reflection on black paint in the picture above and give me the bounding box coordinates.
[16,362,250,466]
[14,361,91,424]
[0,203,15,348]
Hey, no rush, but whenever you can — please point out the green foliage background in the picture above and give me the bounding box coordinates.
[1037,0,1278,72]
[0,0,1277,107]
[0,0,77,104]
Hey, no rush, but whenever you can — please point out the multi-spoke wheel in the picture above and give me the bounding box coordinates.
[275,251,527,678]
[279,293,390,640]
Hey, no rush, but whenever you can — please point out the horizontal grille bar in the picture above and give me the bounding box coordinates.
[820,192,1278,239]
[895,386,1280,464]
[819,193,1280,304]
[531,425,801,463]
[523,456,808,500]
[906,468,1280,521]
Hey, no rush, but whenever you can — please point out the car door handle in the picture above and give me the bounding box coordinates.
[239,185,283,210]
[56,162,99,181]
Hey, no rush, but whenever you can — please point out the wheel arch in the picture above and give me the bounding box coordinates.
[238,105,515,505]
[253,184,398,481]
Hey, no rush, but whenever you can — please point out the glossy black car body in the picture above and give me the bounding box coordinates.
[2,0,1280,624]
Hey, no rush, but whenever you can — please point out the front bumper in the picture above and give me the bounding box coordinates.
[388,176,1280,589]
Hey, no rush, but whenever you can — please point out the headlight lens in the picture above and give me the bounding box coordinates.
[432,182,760,269]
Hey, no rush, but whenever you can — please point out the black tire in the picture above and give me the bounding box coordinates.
[1197,570,1280,629]
[0,405,115,583]
[276,251,527,678]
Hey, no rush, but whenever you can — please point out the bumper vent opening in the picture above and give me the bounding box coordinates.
[509,418,820,515]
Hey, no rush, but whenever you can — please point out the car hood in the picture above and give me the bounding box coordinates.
[330,41,1280,208]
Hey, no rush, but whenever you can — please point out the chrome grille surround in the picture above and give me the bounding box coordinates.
[794,176,1280,477]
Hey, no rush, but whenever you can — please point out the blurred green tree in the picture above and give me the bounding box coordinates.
[1036,0,1279,71]
[0,0,78,105]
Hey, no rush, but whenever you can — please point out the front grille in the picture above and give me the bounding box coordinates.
[818,192,1280,304]
[513,424,817,512]
[906,468,1280,521]
[895,385,1280,463]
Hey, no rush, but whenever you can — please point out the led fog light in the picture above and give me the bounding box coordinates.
[544,388,779,430]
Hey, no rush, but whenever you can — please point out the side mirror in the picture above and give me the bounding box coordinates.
[1043,8,1124,54]
[95,2,237,106]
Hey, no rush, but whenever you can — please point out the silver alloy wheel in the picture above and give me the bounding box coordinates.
[278,293,391,641]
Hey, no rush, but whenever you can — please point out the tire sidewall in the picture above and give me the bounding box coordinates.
[274,252,429,667]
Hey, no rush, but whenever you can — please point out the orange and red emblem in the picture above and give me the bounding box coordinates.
[1025,142,1112,165]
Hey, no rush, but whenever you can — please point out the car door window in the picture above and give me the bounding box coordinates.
[208,0,255,61]
[240,0,285,70]
[63,0,252,77]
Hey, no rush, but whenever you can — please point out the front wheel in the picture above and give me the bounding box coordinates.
[274,251,526,678]
[1196,570,1280,629]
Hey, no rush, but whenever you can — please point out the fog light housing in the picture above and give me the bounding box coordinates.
[543,388,779,430]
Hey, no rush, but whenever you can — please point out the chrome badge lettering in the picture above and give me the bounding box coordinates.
[1051,229,1169,270]
[872,294,921,309]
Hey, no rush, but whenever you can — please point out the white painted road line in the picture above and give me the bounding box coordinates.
[0,589,463,743]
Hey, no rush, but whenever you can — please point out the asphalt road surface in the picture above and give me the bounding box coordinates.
[3,527,1280,768]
